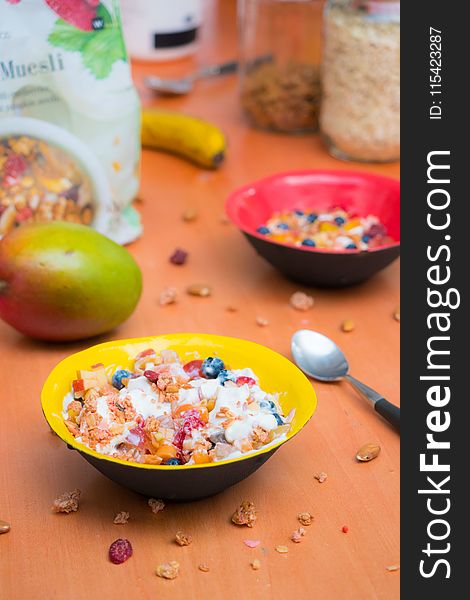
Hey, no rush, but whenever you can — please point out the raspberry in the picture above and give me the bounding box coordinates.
[236,376,256,386]
[109,539,133,564]
[45,0,97,32]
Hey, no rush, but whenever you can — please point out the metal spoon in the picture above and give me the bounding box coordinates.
[291,329,400,431]
[144,59,238,95]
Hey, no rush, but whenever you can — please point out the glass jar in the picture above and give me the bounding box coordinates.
[238,0,322,133]
[320,0,400,162]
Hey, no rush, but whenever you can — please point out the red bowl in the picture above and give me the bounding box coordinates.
[226,170,400,287]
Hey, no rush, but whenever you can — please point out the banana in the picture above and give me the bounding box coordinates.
[141,109,226,169]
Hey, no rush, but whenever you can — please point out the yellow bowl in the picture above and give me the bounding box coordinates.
[42,333,317,500]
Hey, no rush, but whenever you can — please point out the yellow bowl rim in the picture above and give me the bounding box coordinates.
[41,333,317,471]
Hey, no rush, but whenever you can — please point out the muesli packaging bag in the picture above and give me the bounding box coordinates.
[0,0,141,244]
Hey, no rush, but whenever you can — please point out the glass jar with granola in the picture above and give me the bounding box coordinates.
[320,0,400,162]
[238,0,322,133]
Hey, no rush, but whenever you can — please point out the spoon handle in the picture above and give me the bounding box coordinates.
[345,375,400,432]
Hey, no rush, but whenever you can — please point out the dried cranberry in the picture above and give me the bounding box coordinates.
[109,539,133,564]
[236,376,256,386]
[183,359,204,379]
[3,152,27,179]
[169,248,188,265]
[143,369,159,383]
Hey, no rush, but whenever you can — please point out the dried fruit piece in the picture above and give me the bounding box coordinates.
[187,283,212,297]
[156,561,180,579]
[232,501,257,528]
[51,489,81,513]
[314,471,328,483]
[113,511,130,525]
[290,527,306,543]
[169,248,188,265]
[256,316,269,327]
[243,539,261,548]
[289,291,314,311]
[148,498,165,514]
[342,525,349,534]
[356,443,381,462]
[109,539,133,564]
[297,512,313,526]
[175,531,192,546]
[159,287,178,306]
[0,520,10,534]
[275,545,289,554]
[251,559,261,570]
[182,208,198,222]
[341,319,355,332]
[198,564,210,572]
[386,564,400,572]
[393,306,400,322]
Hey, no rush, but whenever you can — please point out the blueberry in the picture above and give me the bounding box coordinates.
[294,209,304,216]
[202,357,225,378]
[218,369,232,384]
[334,216,346,225]
[301,239,316,247]
[259,400,271,410]
[278,223,289,230]
[112,369,131,390]
[307,213,318,223]
[362,235,370,243]
[257,226,270,234]
[164,458,180,466]
[273,413,284,426]
[346,243,357,250]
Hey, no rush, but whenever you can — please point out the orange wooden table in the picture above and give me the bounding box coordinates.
[0,2,399,598]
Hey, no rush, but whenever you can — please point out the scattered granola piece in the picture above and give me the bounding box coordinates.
[251,559,261,570]
[341,319,355,333]
[297,512,313,526]
[182,208,198,222]
[256,316,269,327]
[314,471,328,483]
[342,525,349,534]
[393,306,400,322]
[243,539,261,548]
[148,498,165,514]
[198,564,210,572]
[109,538,133,564]
[113,511,130,525]
[232,501,257,528]
[159,287,178,306]
[275,545,289,554]
[51,489,81,514]
[170,248,188,265]
[0,520,10,534]
[175,531,192,546]
[290,527,306,543]
[356,443,381,462]
[289,291,314,311]
[386,564,400,572]
[156,561,180,580]
[187,283,212,297]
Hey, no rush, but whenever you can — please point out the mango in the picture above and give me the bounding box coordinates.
[0,222,142,341]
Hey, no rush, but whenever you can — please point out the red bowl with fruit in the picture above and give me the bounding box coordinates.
[226,170,400,287]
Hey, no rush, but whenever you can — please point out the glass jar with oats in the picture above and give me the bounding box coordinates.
[238,0,322,133]
[320,0,400,162]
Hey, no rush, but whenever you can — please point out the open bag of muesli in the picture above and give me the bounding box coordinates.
[0,0,141,244]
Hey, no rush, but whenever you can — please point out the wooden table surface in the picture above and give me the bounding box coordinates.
[0,2,399,598]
